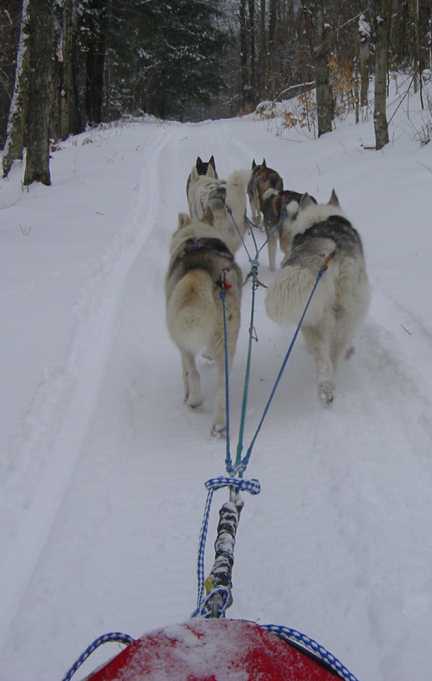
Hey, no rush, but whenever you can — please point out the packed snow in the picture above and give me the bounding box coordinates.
[1,87,432,681]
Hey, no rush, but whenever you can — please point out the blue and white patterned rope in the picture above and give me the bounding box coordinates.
[193,476,261,615]
[262,624,360,681]
[62,632,135,681]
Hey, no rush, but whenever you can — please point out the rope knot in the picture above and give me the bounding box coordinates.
[205,476,261,495]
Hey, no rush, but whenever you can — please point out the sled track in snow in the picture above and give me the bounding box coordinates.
[0,126,174,651]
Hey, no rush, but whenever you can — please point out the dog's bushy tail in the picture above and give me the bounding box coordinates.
[226,169,250,218]
[265,258,337,327]
[167,270,216,353]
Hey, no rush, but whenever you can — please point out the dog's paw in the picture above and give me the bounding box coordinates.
[210,423,226,439]
[318,381,335,406]
[345,346,355,360]
[186,394,203,408]
[200,352,215,366]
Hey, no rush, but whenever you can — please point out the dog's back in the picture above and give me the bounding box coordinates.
[187,168,251,254]
[247,160,283,214]
[166,215,241,354]
[188,175,227,223]
[268,196,368,325]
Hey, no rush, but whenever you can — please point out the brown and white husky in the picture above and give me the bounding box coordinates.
[247,159,284,270]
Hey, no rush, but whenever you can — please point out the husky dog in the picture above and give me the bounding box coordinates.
[247,159,283,227]
[166,213,242,436]
[261,188,317,271]
[187,165,251,254]
[247,159,284,270]
[265,190,370,405]
[186,156,218,214]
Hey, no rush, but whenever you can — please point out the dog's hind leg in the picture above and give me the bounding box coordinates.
[249,190,262,227]
[331,309,356,367]
[181,351,203,408]
[210,353,228,438]
[267,229,278,271]
[210,297,240,437]
[345,346,355,360]
[209,329,233,437]
[302,323,335,405]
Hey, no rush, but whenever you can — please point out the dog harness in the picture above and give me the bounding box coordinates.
[292,215,363,255]
[180,236,234,260]
[168,237,236,287]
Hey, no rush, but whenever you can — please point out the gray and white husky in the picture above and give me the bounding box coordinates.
[265,191,370,405]
[166,213,242,436]
[187,164,251,254]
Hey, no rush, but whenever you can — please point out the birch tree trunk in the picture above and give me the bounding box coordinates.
[359,14,371,108]
[2,0,30,178]
[374,0,392,150]
[23,0,54,185]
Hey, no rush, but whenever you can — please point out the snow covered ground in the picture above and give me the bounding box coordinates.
[1,92,432,681]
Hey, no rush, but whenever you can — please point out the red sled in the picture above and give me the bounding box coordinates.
[84,619,340,680]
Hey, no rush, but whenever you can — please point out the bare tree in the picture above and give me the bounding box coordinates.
[268,0,278,94]
[59,0,81,138]
[81,0,107,125]
[248,0,257,101]
[258,0,267,98]
[239,0,249,109]
[23,0,54,185]
[374,0,392,150]
[303,0,333,137]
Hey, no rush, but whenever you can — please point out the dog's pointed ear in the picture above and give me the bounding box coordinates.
[177,212,191,230]
[328,189,340,207]
[207,155,217,178]
[262,158,267,168]
[196,156,204,172]
[299,193,315,210]
[252,159,257,170]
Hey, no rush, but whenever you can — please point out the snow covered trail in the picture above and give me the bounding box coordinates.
[1,116,432,681]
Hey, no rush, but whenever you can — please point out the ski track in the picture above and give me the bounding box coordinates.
[0,125,173,664]
[1,119,432,681]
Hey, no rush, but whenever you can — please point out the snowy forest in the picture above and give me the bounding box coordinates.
[2,2,432,681]
[1,1,432,185]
